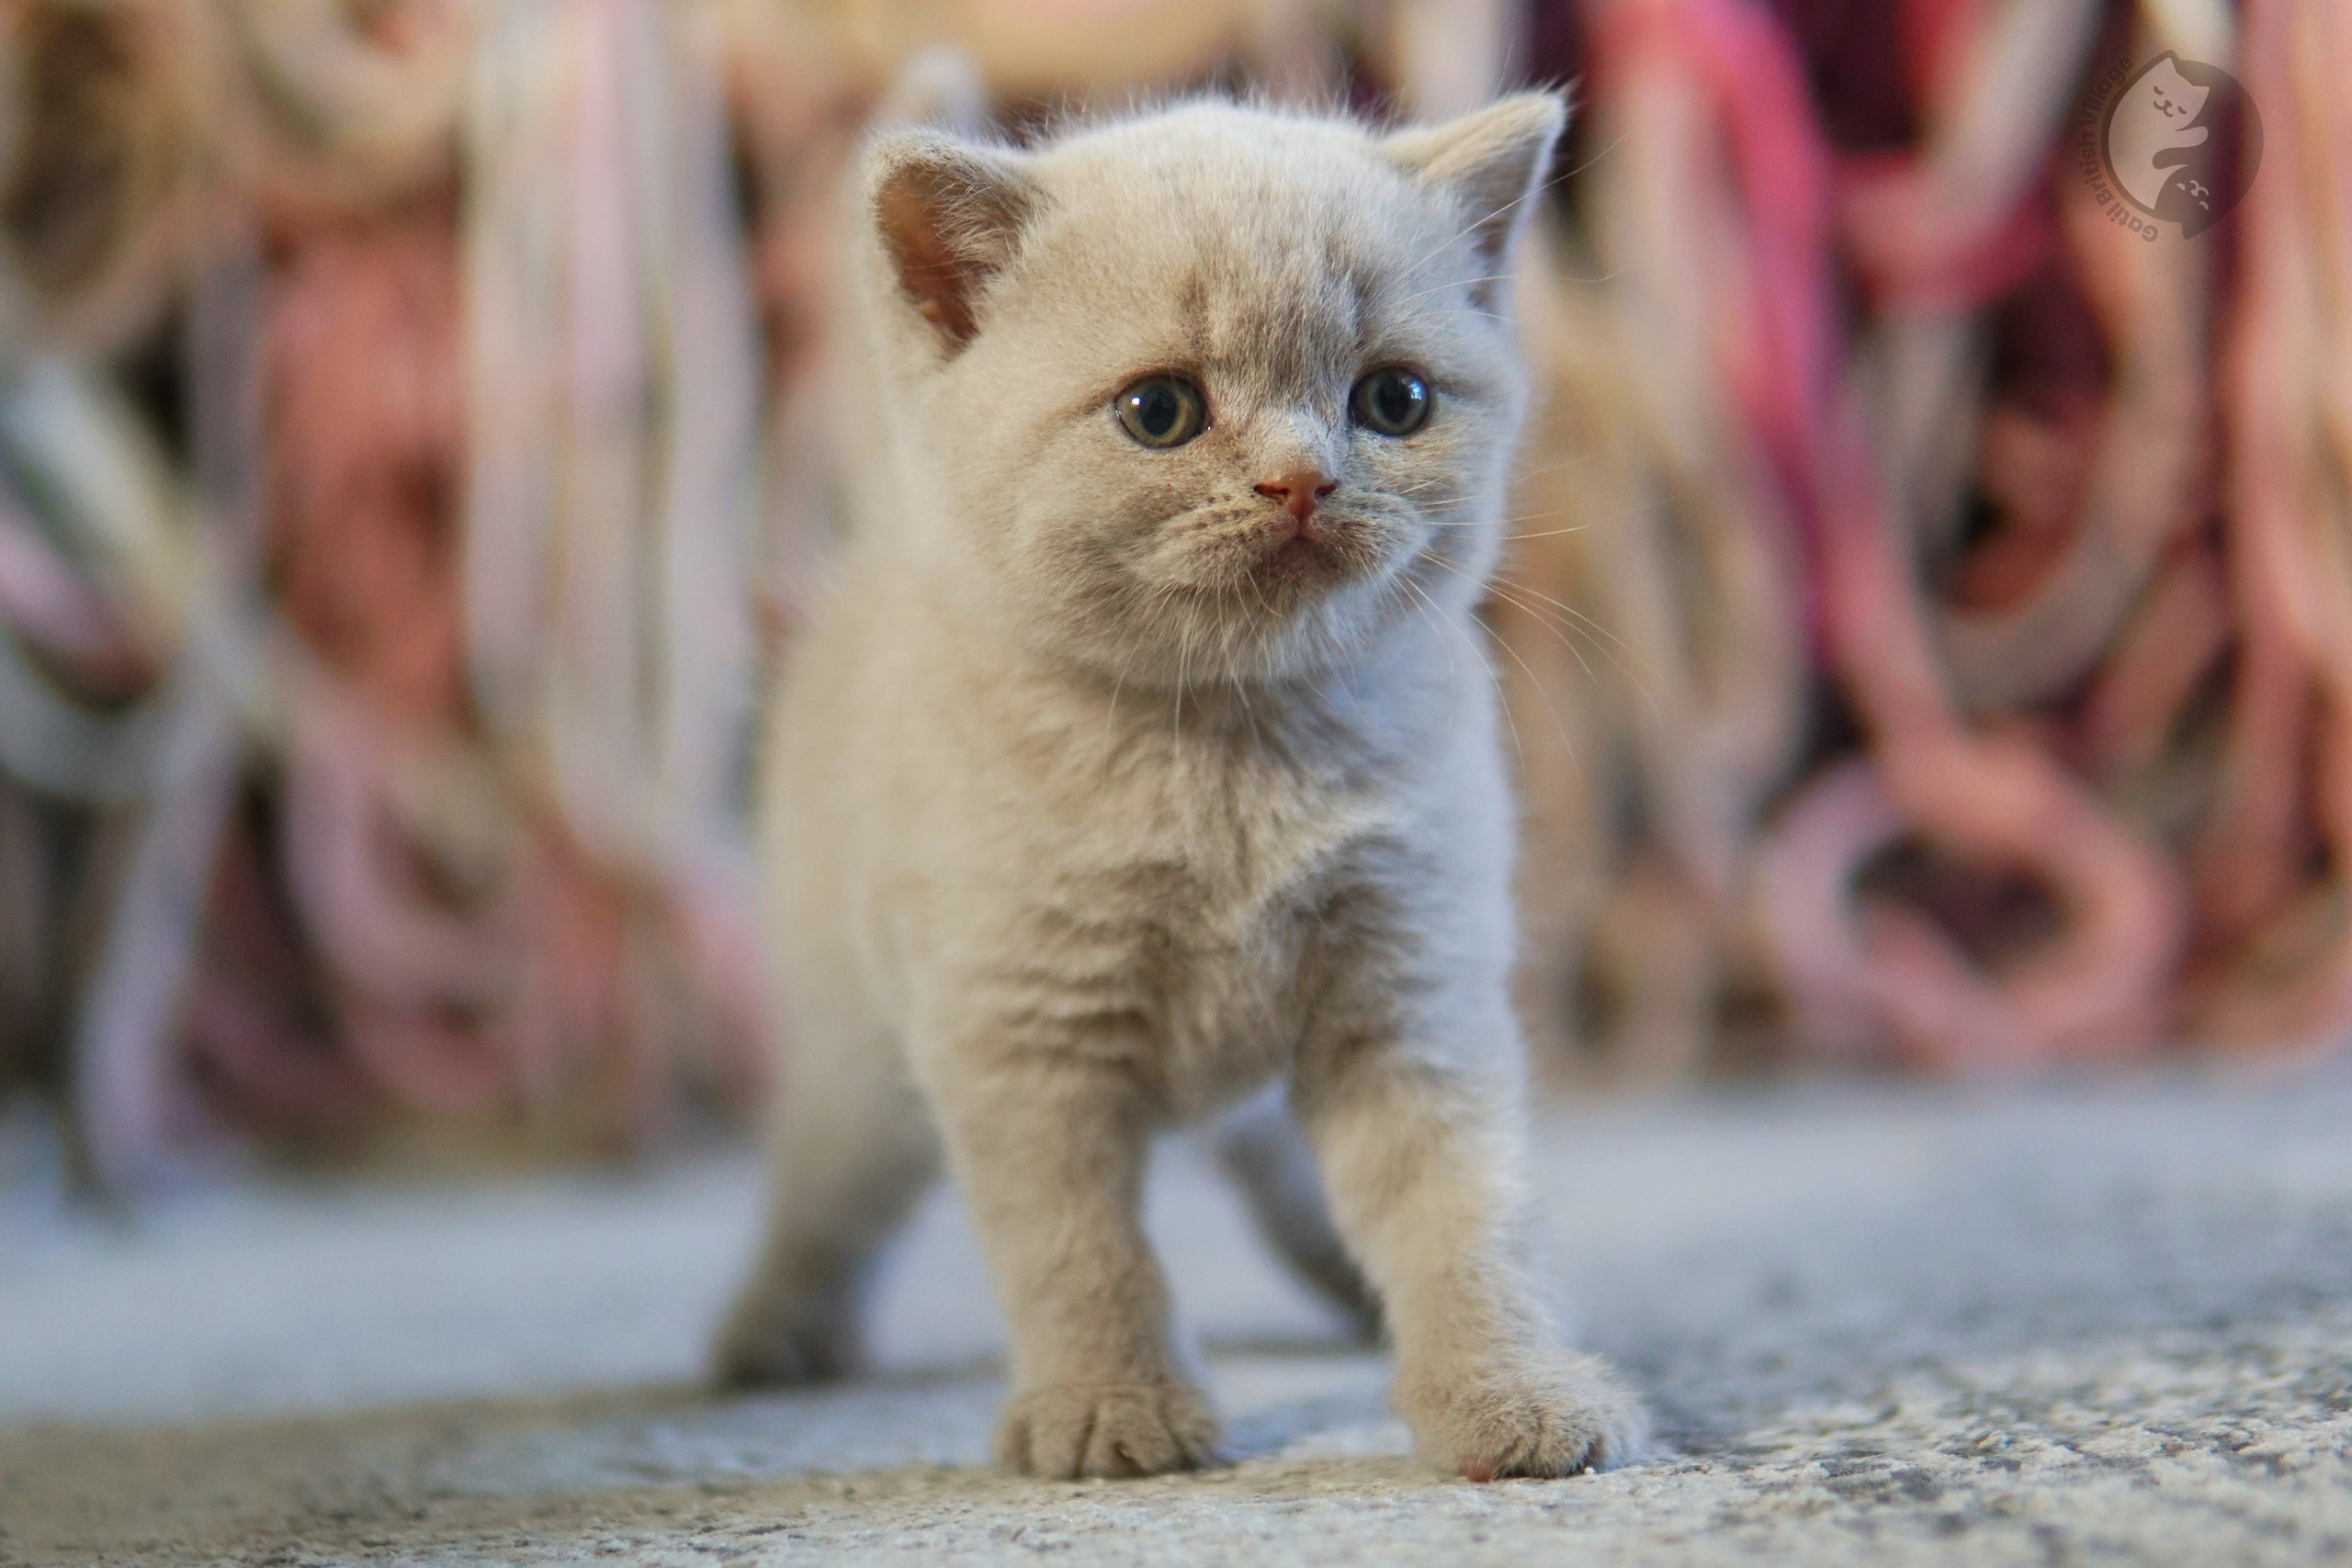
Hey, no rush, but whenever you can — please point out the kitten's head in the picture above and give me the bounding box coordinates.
[854,95,1565,685]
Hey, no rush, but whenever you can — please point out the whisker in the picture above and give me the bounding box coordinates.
[1555,131,1623,187]
[1420,509,1584,531]
[1400,571,1537,772]
[1462,566,1600,686]
[1388,453,1608,514]
[1497,496,1657,535]
[1505,450,1611,483]
[1390,273,1516,310]
[1418,547,1664,724]
[1472,560,1667,721]
[1418,504,1593,531]
[1554,260,1625,286]
[1105,660,1127,757]
[1406,165,1563,276]
[1230,669,1265,751]
[1170,579,1194,740]
[1242,570,1282,737]
[1397,574,1462,691]
[1487,570,1651,667]
[1418,493,1654,538]
[1415,459,1615,508]
[1487,604,1580,774]
[1399,137,1614,289]
[1415,566,1581,773]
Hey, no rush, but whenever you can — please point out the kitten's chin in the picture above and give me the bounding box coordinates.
[1158,579,1416,685]
[1250,533,1357,590]
[998,538,1419,686]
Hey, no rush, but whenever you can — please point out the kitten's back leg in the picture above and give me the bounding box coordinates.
[1206,1083,1382,1342]
[712,1025,939,1388]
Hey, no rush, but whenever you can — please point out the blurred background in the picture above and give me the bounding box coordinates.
[0,0,2343,1199]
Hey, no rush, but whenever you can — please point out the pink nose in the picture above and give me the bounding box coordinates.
[1254,468,1338,524]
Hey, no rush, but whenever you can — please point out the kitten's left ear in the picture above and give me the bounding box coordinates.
[867,130,1044,355]
[1383,92,1568,302]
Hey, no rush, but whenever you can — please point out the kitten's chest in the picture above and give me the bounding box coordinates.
[999,729,1397,1108]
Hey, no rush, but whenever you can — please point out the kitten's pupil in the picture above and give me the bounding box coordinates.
[1375,378,1412,425]
[1138,384,1178,436]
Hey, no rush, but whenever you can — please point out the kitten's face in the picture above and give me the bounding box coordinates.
[861,98,1563,685]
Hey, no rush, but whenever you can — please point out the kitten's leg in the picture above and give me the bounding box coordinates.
[712,1032,938,1388]
[1293,1032,1645,1479]
[1207,1084,1382,1341]
[933,1053,1216,1478]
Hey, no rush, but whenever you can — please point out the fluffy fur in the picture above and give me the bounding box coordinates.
[716,94,1645,1482]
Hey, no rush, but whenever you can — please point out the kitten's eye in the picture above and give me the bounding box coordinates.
[1351,368,1431,437]
[1115,376,1206,448]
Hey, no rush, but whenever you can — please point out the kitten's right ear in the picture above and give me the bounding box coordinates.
[867,132,1041,354]
[1382,93,1567,306]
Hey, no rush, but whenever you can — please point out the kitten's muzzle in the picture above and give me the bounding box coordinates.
[1236,470,1368,588]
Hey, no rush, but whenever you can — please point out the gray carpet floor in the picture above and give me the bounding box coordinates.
[4,1072,2349,1565]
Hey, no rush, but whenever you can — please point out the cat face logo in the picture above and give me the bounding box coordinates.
[2086,51,2262,239]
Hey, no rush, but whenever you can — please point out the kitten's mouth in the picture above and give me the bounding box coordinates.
[1244,517,1363,590]
[1168,508,1385,615]
[1259,533,1338,576]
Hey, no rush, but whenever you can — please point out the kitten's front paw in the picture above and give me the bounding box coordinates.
[710,1289,861,1390]
[1401,1353,1646,1481]
[994,1381,1219,1478]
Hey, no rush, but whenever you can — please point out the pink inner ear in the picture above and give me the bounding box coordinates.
[878,175,984,345]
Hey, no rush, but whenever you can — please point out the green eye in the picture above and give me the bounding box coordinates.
[1115,376,1206,448]
[1351,368,1431,436]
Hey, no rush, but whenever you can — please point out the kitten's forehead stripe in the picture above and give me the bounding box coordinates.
[1176,270,1212,365]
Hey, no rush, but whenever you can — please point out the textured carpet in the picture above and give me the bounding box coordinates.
[4,1073,2349,1565]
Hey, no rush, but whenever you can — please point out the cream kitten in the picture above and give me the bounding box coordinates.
[715,92,1645,1482]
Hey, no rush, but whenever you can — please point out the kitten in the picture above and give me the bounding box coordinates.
[715,92,1645,1482]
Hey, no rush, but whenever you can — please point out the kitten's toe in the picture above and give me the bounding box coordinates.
[1404,1353,1646,1481]
[710,1289,861,1389]
[993,1382,1220,1479]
